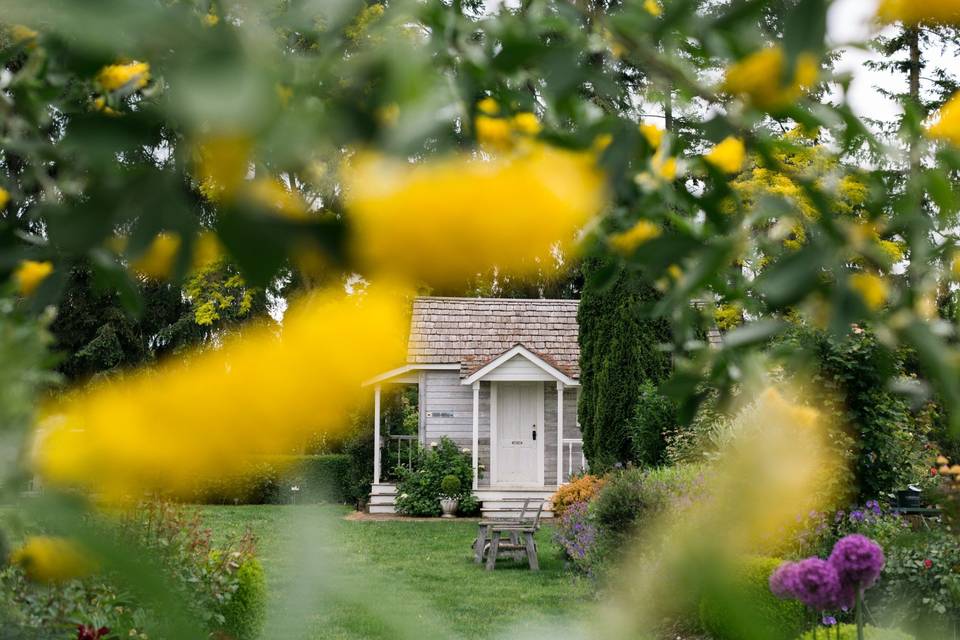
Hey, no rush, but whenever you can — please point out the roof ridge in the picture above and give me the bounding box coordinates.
[413,296,578,303]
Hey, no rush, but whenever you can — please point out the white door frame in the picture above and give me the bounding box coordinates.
[489,381,545,486]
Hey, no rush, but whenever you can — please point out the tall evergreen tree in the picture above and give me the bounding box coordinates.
[578,257,672,472]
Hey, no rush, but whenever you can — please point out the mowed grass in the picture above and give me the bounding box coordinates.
[198,505,594,640]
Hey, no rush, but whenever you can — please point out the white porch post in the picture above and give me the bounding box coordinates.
[373,384,382,485]
[472,381,480,490]
[556,381,564,486]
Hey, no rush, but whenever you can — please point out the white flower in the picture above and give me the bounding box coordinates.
[429,441,438,448]
[400,493,408,499]
[290,485,301,492]
[462,448,471,453]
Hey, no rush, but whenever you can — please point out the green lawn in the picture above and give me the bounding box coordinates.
[198,505,593,640]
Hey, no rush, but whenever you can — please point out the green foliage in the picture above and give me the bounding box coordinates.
[395,437,478,517]
[627,381,677,467]
[220,558,267,640]
[578,257,672,472]
[698,556,806,640]
[440,475,461,498]
[776,325,931,500]
[796,624,914,640]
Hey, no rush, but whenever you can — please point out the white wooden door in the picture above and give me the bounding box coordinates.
[495,382,541,484]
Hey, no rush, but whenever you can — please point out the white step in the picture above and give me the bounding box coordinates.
[368,504,396,514]
[368,494,398,506]
[370,483,397,496]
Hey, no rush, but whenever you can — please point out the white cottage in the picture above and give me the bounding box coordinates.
[363,297,585,517]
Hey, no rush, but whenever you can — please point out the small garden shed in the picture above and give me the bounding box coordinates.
[363,297,585,516]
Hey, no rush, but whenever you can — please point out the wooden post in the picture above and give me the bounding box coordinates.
[556,381,564,486]
[472,381,480,490]
[373,384,382,485]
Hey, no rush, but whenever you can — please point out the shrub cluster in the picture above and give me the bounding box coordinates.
[550,474,605,519]
[0,502,266,640]
[395,437,479,517]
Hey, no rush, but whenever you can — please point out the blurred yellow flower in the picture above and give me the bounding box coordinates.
[511,112,541,136]
[343,144,606,287]
[376,102,400,126]
[704,137,746,174]
[849,272,889,310]
[13,260,53,296]
[476,97,499,115]
[92,96,119,117]
[194,135,251,202]
[34,288,408,501]
[475,115,513,150]
[592,133,613,153]
[247,178,307,220]
[878,0,960,25]
[928,92,960,146]
[644,0,662,16]
[639,123,664,149]
[723,48,818,109]
[0,187,9,209]
[609,220,662,254]
[10,536,96,583]
[10,25,38,44]
[203,11,220,27]
[97,61,150,92]
[131,233,181,280]
[653,155,677,180]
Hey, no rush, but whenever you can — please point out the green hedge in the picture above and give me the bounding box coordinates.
[699,556,806,640]
[219,558,267,640]
[193,454,352,504]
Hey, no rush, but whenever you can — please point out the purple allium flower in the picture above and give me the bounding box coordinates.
[769,561,801,599]
[792,558,842,610]
[822,615,837,626]
[829,534,885,590]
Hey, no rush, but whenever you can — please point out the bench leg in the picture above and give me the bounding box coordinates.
[474,525,488,564]
[524,531,539,571]
[486,534,500,571]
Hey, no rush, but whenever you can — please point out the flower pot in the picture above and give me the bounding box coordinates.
[440,497,459,518]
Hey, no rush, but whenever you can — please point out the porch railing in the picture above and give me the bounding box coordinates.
[383,434,418,476]
[561,438,586,483]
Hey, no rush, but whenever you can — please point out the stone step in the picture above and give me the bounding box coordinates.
[370,483,398,496]
[368,504,396,514]
[368,494,397,506]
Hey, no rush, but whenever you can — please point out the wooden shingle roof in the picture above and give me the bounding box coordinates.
[407,297,580,379]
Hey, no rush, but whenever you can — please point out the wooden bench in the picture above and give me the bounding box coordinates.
[478,498,545,571]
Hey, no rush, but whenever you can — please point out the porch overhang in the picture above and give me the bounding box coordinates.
[461,344,578,387]
[361,363,460,387]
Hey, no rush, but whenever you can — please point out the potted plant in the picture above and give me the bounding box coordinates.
[439,474,461,518]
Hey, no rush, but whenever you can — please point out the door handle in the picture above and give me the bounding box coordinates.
[532,424,537,441]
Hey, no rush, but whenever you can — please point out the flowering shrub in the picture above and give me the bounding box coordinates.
[0,502,266,640]
[552,501,599,574]
[395,437,478,517]
[550,475,606,519]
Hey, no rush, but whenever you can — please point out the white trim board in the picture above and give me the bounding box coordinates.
[362,363,460,386]
[461,345,578,387]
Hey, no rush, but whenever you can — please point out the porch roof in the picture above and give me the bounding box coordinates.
[407,296,580,380]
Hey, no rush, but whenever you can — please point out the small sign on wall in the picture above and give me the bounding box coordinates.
[426,411,455,418]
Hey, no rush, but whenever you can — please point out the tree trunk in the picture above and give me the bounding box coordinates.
[908,26,922,175]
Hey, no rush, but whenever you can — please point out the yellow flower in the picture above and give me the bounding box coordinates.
[667,264,683,280]
[92,96,119,117]
[511,112,541,136]
[0,187,9,209]
[194,135,251,202]
[476,97,499,115]
[34,287,409,501]
[928,92,960,146]
[639,123,664,149]
[13,260,53,296]
[247,178,307,220]
[704,137,746,174]
[131,233,181,280]
[343,143,606,287]
[609,220,662,253]
[475,116,513,150]
[10,25,38,44]
[203,12,220,27]
[643,0,663,16]
[849,272,889,310]
[652,155,677,181]
[377,103,400,127]
[952,252,960,279]
[723,47,818,110]
[96,61,150,92]
[192,231,223,269]
[592,133,613,153]
[11,537,96,583]
[877,0,960,25]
